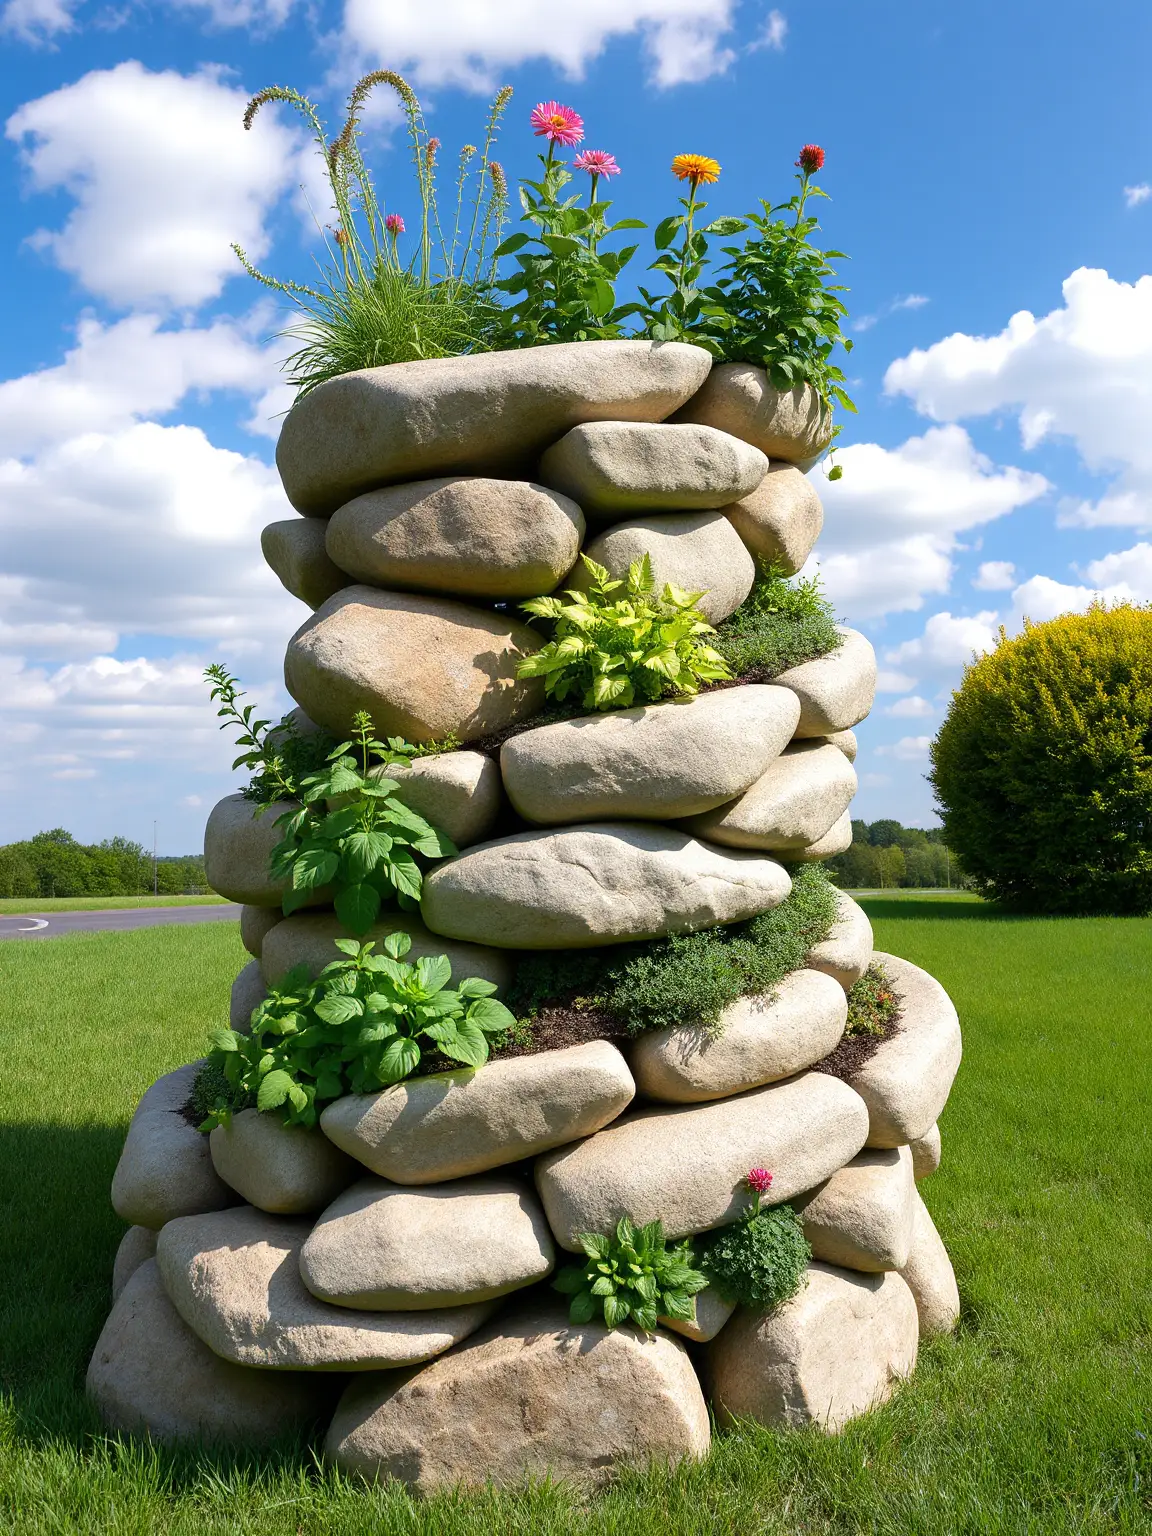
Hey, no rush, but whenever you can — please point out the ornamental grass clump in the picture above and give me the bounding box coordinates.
[553,1217,708,1333]
[697,1169,811,1311]
[712,561,841,682]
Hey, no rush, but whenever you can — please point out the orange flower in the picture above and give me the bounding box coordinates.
[671,153,720,188]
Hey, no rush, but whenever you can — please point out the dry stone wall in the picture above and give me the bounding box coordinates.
[92,341,962,1488]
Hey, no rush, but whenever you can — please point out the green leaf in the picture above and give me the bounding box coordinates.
[256,1069,296,1112]
[653,214,684,250]
[437,1018,489,1069]
[494,232,529,255]
[601,1293,629,1328]
[552,1265,587,1295]
[334,881,381,936]
[569,1290,597,1326]
[291,847,339,890]
[579,1232,610,1261]
[414,954,453,994]
[343,829,394,880]
[467,996,516,1034]
[208,1028,240,1053]
[377,1034,422,1084]
[313,992,364,1025]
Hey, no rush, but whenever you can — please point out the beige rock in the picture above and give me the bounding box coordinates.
[500,685,801,826]
[422,822,792,950]
[774,627,877,738]
[325,477,583,600]
[572,511,755,624]
[680,740,857,852]
[722,463,824,574]
[320,1041,635,1184]
[536,1071,869,1248]
[278,341,713,516]
[538,421,767,520]
[111,1226,157,1303]
[209,1110,356,1215]
[660,1286,736,1344]
[850,953,962,1147]
[203,793,327,910]
[229,959,267,1033]
[259,909,511,994]
[324,1298,710,1491]
[910,1122,942,1181]
[823,728,858,762]
[899,1191,960,1336]
[673,363,833,467]
[87,1261,321,1443]
[707,1264,918,1431]
[284,586,544,744]
[239,904,282,960]
[156,1207,494,1370]
[261,518,347,609]
[301,1176,554,1310]
[111,1063,235,1230]
[628,969,847,1104]
[794,1146,916,1272]
[337,752,502,849]
[781,809,854,864]
[805,889,874,990]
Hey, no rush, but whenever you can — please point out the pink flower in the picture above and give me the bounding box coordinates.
[385,213,405,235]
[531,100,584,147]
[746,1168,774,1195]
[573,149,620,178]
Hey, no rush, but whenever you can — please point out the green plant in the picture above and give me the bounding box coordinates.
[205,663,322,805]
[697,1172,811,1311]
[518,554,731,710]
[199,933,515,1129]
[845,962,901,1039]
[930,603,1152,914]
[639,153,745,346]
[712,561,840,682]
[553,1217,708,1332]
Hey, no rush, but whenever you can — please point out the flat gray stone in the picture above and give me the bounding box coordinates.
[229,959,267,1033]
[325,477,583,600]
[773,627,877,738]
[805,889,873,991]
[794,1146,917,1272]
[284,586,545,744]
[239,904,282,960]
[112,1226,157,1303]
[722,462,824,574]
[155,1207,494,1370]
[203,793,328,909]
[259,909,511,994]
[679,740,857,852]
[320,1040,635,1185]
[301,1176,554,1310]
[277,341,713,516]
[910,1122,942,1180]
[111,1063,235,1231]
[535,1071,870,1248]
[899,1191,960,1336]
[850,953,962,1147]
[324,1298,710,1491]
[628,968,847,1104]
[421,822,792,950]
[262,518,347,609]
[572,510,755,623]
[499,685,800,826]
[673,363,833,467]
[210,1109,356,1215]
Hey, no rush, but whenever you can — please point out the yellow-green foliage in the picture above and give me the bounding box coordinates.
[930,602,1152,913]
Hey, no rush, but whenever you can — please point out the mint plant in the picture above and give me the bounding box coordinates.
[552,1216,708,1333]
[199,932,515,1130]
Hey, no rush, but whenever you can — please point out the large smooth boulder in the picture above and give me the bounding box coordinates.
[628,969,847,1104]
[203,793,327,909]
[536,1071,869,1248]
[324,1299,710,1491]
[209,1110,356,1215]
[805,889,874,991]
[320,1041,635,1184]
[155,1207,494,1370]
[794,1146,917,1272]
[707,1264,918,1431]
[421,822,792,950]
[229,959,267,1032]
[301,1176,554,1310]
[499,686,800,826]
[259,909,511,994]
[277,341,713,516]
[283,586,545,744]
[899,1191,960,1336]
[679,740,857,852]
[325,478,583,600]
[660,1286,736,1344]
[111,1226,157,1303]
[773,627,877,738]
[572,511,755,623]
[722,462,824,574]
[673,364,833,467]
[261,518,347,609]
[87,1261,321,1442]
[239,904,282,960]
[910,1122,942,1181]
[850,953,962,1147]
[333,752,502,849]
[538,421,767,520]
[111,1063,235,1230]
[780,808,853,864]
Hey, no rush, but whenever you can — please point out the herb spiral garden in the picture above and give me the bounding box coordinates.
[89,78,964,1493]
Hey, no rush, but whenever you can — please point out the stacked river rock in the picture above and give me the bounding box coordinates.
[91,342,963,1492]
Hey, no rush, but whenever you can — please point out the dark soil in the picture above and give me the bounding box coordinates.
[811,999,903,1082]
[493,1001,632,1058]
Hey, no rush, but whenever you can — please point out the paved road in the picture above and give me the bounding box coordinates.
[0,904,242,939]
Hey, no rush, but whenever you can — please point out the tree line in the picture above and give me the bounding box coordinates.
[0,829,209,899]
[826,819,967,890]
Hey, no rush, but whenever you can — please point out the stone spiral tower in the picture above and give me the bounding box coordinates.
[92,341,962,1492]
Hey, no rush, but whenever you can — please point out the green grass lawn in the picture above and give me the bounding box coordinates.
[0,895,226,914]
[1,902,1149,1534]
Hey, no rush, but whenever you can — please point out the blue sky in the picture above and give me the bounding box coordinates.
[1,0,1150,852]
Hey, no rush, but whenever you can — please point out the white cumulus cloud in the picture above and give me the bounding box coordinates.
[886,610,1000,677]
[876,735,932,761]
[972,559,1016,591]
[883,695,935,719]
[1123,183,1151,209]
[1,0,78,40]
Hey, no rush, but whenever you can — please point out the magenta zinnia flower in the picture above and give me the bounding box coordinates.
[531,100,584,146]
[573,149,620,178]
[746,1168,774,1194]
[385,213,405,234]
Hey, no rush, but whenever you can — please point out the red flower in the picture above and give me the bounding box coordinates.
[530,100,584,147]
[746,1167,774,1194]
[796,144,825,175]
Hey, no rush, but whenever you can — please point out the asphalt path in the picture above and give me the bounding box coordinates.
[0,904,242,940]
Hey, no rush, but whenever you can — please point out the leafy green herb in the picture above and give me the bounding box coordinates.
[845,962,901,1039]
[712,562,841,683]
[553,1217,708,1333]
[697,1204,811,1311]
[199,932,515,1130]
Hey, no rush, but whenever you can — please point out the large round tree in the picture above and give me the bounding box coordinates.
[930,603,1152,914]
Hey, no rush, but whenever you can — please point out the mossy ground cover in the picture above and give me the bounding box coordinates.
[1,902,1149,1534]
